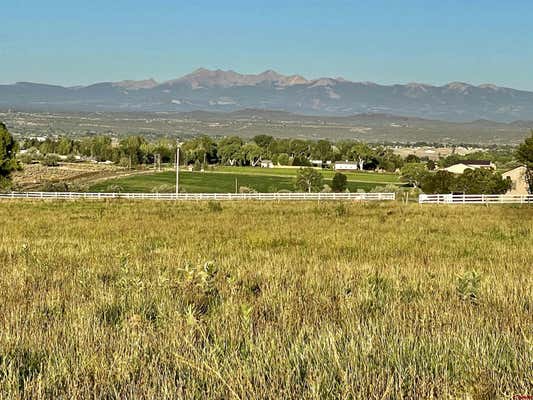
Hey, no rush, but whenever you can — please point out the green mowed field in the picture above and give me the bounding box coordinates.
[90,170,400,193]
[215,166,401,183]
[0,201,531,398]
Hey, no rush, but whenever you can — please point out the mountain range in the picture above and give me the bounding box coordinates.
[3,68,533,122]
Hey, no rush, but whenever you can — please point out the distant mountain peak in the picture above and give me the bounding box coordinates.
[444,82,473,91]
[165,68,309,88]
[112,78,158,90]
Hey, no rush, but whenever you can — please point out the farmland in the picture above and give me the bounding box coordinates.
[0,201,531,398]
[89,168,402,193]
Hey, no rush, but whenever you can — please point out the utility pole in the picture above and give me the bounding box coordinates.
[175,140,180,195]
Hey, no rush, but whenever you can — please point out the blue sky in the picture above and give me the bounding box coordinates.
[2,0,533,89]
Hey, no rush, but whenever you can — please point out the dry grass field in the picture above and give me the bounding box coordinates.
[0,201,531,399]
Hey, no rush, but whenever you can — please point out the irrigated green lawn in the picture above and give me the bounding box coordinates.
[89,170,402,193]
[215,166,401,183]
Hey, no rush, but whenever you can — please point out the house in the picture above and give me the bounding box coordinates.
[260,160,274,168]
[334,161,359,171]
[444,160,495,174]
[310,160,323,168]
[502,166,529,195]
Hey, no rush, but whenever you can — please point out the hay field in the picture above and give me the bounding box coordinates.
[0,201,531,399]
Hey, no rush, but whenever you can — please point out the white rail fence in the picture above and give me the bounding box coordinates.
[419,194,533,204]
[0,192,396,202]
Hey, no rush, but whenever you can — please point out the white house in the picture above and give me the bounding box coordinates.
[444,160,495,174]
[334,161,359,171]
[310,160,323,168]
[260,160,274,168]
[502,166,529,195]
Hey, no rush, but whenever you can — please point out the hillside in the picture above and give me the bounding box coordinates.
[2,109,532,144]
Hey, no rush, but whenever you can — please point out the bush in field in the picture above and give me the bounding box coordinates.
[331,172,347,192]
[41,182,87,192]
[150,184,174,193]
[40,154,60,167]
[106,184,124,193]
[238,186,257,193]
[207,201,222,212]
[456,270,482,304]
[370,184,402,195]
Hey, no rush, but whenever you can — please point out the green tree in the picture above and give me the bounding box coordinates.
[516,130,533,193]
[420,171,457,194]
[242,142,263,166]
[218,136,244,166]
[331,172,347,192]
[349,142,374,170]
[57,137,74,155]
[0,122,19,188]
[405,154,421,163]
[311,140,332,161]
[277,153,290,166]
[401,163,429,188]
[454,169,511,194]
[120,136,147,166]
[252,135,274,151]
[295,167,324,193]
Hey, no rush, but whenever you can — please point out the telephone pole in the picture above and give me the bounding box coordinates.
[176,140,180,195]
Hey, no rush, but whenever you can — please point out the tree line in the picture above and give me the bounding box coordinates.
[20,134,408,171]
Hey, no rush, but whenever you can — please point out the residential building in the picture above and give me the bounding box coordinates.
[502,166,529,195]
[334,161,359,171]
[443,160,495,174]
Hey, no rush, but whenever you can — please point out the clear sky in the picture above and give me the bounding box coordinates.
[2,0,533,89]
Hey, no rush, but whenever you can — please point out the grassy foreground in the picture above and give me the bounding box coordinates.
[0,201,531,399]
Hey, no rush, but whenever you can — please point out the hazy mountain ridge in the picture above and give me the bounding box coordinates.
[2,68,533,122]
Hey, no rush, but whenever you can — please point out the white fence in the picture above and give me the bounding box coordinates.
[419,194,533,204]
[0,192,396,202]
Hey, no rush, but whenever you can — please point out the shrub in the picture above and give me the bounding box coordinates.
[207,201,222,212]
[239,186,257,193]
[331,172,347,192]
[106,184,124,193]
[456,270,482,303]
[40,154,60,167]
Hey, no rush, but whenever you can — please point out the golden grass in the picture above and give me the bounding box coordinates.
[0,201,531,399]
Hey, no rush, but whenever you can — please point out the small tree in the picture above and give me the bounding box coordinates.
[295,167,323,193]
[401,163,429,188]
[421,171,456,194]
[0,122,19,189]
[516,130,533,193]
[405,154,421,163]
[331,172,347,192]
